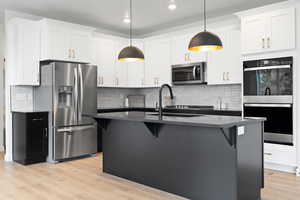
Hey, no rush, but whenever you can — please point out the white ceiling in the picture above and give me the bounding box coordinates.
[0,0,286,36]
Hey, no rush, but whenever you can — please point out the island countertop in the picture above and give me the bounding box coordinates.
[92,111,265,128]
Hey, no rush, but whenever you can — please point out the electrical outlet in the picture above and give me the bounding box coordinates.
[237,126,245,136]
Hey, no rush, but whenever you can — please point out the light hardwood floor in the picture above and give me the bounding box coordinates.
[0,153,299,200]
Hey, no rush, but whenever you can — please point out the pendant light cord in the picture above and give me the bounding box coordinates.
[130,0,132,46]
[204,0,206,31]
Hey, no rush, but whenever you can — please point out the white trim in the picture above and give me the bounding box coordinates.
[235,1,298,18]
[265,162,297,174]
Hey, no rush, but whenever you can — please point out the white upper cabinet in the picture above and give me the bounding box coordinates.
[70,30,92,63]
[7,18,41,86]
[96,37,116,87]
[171,33,206,65]
[241,16,266,54]
[207,29,242,85]
[40,19,93,63]
[145,38,171,87]
[115,40,128,87]
[268,8,295,52]
[240,7,295,54]
[127,40,145,88]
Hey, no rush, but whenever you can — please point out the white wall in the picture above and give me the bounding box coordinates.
[0,24,4,152]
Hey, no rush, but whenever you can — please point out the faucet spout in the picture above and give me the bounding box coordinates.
[159,84,174,120]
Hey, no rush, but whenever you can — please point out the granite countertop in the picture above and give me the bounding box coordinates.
[92,111,264,128]
[97,107,242,116]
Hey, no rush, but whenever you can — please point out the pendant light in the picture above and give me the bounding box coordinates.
[118,0,145,62]
[188,0,223,51]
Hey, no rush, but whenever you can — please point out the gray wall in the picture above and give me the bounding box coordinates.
[97,84,242,110]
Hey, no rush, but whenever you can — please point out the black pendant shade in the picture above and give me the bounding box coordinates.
[118,0,145,62]
[188,0,223,52]
[188,31,223,51]
[118,46,145,62]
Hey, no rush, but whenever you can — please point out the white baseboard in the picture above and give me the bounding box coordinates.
[4,153,12,162]
[265,162,297,174]
[296,167,300,176]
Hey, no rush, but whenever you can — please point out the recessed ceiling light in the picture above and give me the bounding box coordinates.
[168,0,177,10]
[123,17,131,24]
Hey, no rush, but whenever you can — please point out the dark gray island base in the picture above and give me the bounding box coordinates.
[93,112,265,200]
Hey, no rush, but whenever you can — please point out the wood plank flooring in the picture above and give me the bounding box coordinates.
[0,153,299,200]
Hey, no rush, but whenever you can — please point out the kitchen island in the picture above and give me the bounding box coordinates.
[93,111,265,200]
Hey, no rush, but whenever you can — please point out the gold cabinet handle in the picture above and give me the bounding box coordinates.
[72,49,75,59]
[264,153,272,156]
[267,37,270,48]
[68,49,72,58]
[262,38,265,49]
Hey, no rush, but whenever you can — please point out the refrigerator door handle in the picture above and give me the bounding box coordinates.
[74,67,78,124]
[78,66,84,122]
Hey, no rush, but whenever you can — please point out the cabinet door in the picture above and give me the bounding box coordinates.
[98,38,116,87]
[42,28,70,61]
[19,20,41,85]
[225,30,242,84]
[70,30,92,63]
[27,113,48,158]
[267,8,295,52]
[207,31,227,85]
[241,16,267,54]
[91,38,103,87]
[115,40,128,87]
[9,19,41,85]
[145,39,171,87]
[171,34,190,65]
[127,40,145,87]
[207,30,242,85]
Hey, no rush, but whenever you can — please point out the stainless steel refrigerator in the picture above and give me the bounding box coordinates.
[34,62,97,161]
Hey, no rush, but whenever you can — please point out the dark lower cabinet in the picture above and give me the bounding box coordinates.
[13,112,48,165]
[97,123,102,152]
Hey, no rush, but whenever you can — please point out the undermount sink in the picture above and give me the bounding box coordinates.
[148,113,203,117]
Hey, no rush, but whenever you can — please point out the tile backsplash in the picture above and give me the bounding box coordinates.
[97,84,242,110]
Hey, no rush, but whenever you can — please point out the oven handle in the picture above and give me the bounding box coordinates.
[244,103,292,108]
[244,65,291,71]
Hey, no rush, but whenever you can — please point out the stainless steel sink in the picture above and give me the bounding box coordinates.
[148,113,203,117]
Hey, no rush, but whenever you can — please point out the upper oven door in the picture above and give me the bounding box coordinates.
[244,65,292,96]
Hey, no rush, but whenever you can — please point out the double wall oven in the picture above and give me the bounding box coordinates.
[243,57,293,145]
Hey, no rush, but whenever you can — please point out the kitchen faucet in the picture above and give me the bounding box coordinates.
[159,84,174,119]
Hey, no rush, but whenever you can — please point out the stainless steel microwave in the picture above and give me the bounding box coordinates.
[172,62,206,85]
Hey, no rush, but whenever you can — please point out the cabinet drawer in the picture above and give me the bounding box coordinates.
[264,143,296,167]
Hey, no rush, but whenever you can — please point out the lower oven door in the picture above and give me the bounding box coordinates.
[244,103,293,145]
